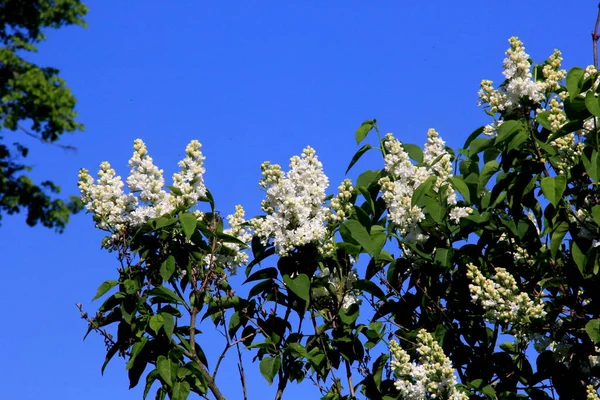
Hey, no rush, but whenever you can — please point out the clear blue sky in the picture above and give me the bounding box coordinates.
[0,1,594,399]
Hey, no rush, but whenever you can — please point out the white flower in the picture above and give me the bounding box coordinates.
[466,263,546,326]
[170,140,207,209]
[379,130,472,237]
[79,139,209,249]
[390,330,468,400]
[253,146,331,256]
[479,37,544,114]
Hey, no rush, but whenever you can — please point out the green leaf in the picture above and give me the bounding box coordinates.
[346,144,372,173]
[161,312,175,338]
[450,176,471,203]
[536,111,553,131]
[402,143,423,163]
[540,175,566,207]
[143,369,159,399]
[356,169,380,189]
[124,279,139,295]
[260,356,281,385]
[355,120,375,144]
[582,150,600,181]
[339,302,359,325]
[354,279,386,301]
[160,255,176,281]
[592,205,600,226]
[344,220,373,253]
[586,320,600,344]
[150,287,184,305]
[244,267,278,283]
[171,381,191,400]
[550,221,569,258]
[156,355,172,386]
[434,248,452,269]
[586,91,600,117]
[283,274,311,303]
[412,176,435,207]
[496,120,521,144]
[468,137,495,157]
[126,337,148,371]
[149,314,164,334]
[566,67,585,99]
[572,241,587,275]
[92,280,118,301]
[479,160,500,192]
[179,213,197,239]
[286,343,309,358]
[425,198,444,224]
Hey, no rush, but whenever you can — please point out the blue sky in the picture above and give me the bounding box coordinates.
[0,1,595,399]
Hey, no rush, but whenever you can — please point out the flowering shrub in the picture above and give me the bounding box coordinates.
[79,35,600,400]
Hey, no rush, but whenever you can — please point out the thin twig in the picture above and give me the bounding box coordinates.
[593,2,600,68]
[345,360,355,399]
[235,339,248,400]
[212,333,256,379]
[17,124,78,151]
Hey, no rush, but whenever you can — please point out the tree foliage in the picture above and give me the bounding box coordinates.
[79,34,600,399]
[0,0,87,231]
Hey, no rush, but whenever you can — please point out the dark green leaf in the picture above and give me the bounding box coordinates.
[402,143,423,163]
[283,274,311,303]
[566,67,585,99]
[344,220,372,253]
[496,120,521,144]
[260,356,281,385]
[172,381,191,400]
[586,320,600,344]
[355,120,374,144]
[412,176,435,207]
[161,312,175,338]
[354,279,386,301]
[356,169,381,189]
[339,302,359,325]
[179,213,197,239]
[149,314,164,334]
[156,355,172,386]
[143,370,159,399]
[244,267,278,283]
[150,287,184,305]
[346,144,372,173]
[126,337,148,370]
[586,91,600,117]
[450,176,471,203]
[124,279,139,295]
[540,175,566,207]
[92,280,118,301]
[160,255,176,281]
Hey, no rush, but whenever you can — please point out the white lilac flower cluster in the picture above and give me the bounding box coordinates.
[80,140,249,267]
[389,330,468,400]
[205,205,253,274]
[466,263,546,326]
[478,37,566,137]
[253,146,331,256]
[329,178,354,223]
[378,129,473,239]
[79,140,207,240]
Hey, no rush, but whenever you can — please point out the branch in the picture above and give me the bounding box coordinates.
[593,2,600,68]
[345,360,355,399]
[212,332,256,379]
[235,340,248,400]
[17,124,77,151]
